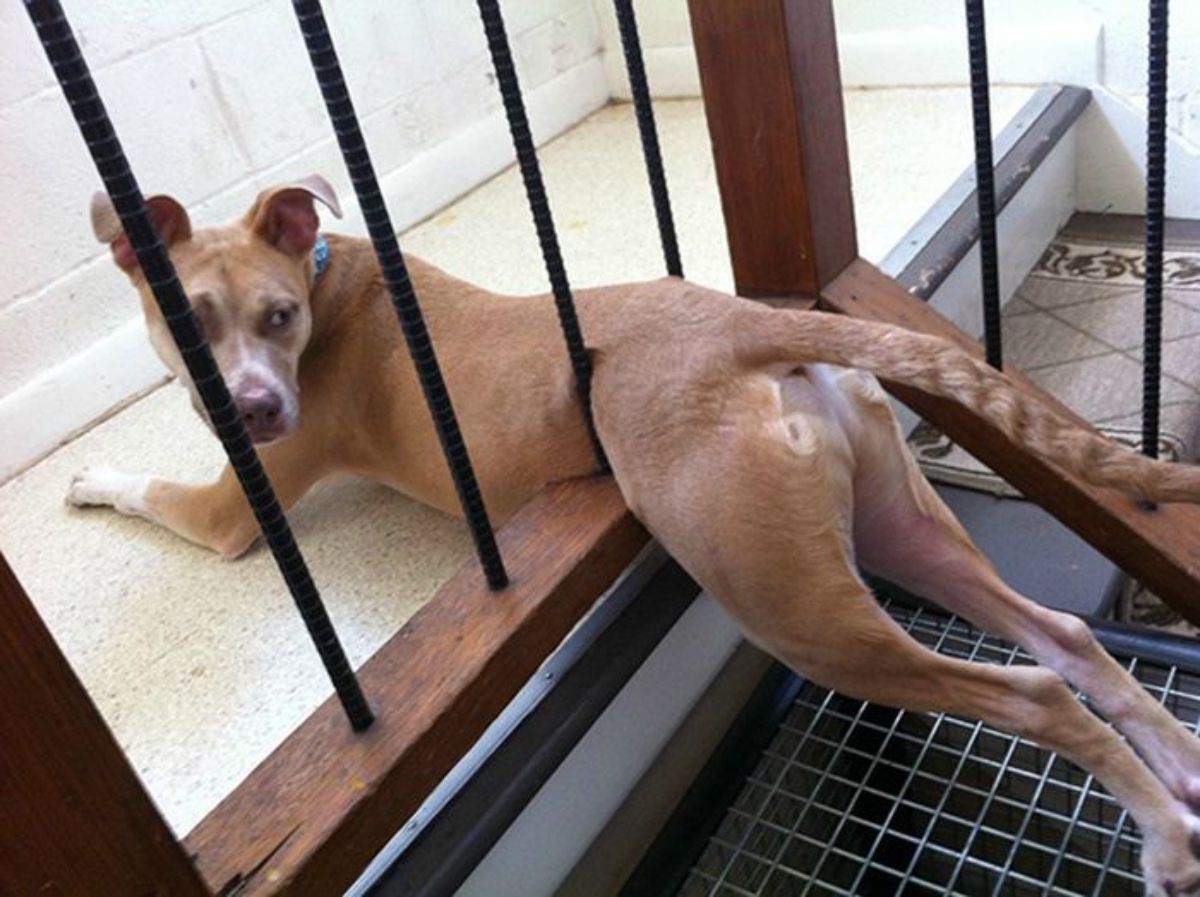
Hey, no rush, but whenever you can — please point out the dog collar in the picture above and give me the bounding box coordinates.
[313,234,330,278]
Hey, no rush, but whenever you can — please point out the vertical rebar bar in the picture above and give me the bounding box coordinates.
[1143,0,1170,461]
[22,0,373,730]
[291,0,507,589]
[614,0,684,278]
[965,0,1003,370]
[475,0,608,472]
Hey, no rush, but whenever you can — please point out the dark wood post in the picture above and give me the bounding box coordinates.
[688,0,856,298]
[0,552,210,896]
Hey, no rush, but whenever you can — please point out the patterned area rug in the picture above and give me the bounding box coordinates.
[907,214,1200,634]
[1038,240,1200,289]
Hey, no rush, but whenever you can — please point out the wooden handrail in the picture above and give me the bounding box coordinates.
[184,476,646,895]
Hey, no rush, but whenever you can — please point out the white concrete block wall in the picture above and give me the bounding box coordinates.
[593,0,1102,98]
[591,0,1200,218]
[1,0,606,480]
[1076,0,1200,143]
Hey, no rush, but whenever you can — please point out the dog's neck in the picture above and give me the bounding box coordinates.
[308,232,490,335]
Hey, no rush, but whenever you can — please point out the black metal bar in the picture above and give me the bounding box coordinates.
[291,0,507,590]
[965,0,1003,369]
[614,0,684,279]
[22,0,372,730]
[1143,0,1170,460]
[1091,617,1200,676]
[475,0,608,472]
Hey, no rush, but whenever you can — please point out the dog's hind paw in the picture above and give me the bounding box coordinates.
[1142,809,1200,896]
[65,466,151,517]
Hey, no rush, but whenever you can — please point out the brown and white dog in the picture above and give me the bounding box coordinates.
[73,177,1200,894]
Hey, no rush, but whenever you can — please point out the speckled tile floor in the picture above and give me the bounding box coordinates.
[0,89,1032,835]
[1007,215,1200,453]
[909,213,1200,504]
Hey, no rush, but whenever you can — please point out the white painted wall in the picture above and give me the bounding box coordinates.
[593,0,1195,107]
[593,0,1200,220]
[0,0,606,480]
[829,0,1200,144]
[1077,0,1200,142]
[594,0,1103,97]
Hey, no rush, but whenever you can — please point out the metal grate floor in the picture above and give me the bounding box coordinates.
[676,604,1200,897]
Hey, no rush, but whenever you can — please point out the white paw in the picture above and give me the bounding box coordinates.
[65,466,150,517]
[1141,808,1200,896]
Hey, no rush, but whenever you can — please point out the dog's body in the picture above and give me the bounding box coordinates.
[72,179,1200,893]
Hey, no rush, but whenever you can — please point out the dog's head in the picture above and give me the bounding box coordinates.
[91,176,342,444]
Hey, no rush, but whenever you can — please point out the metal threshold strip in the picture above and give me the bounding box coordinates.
[882,84,1091,300]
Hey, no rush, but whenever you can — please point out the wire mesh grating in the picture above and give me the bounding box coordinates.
[675,604,1200,897]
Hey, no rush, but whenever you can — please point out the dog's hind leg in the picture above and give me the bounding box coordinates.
[842,371,1200,818]
[644,419,1200,895]
[603,362,1200,891]
[771,584,1200,895]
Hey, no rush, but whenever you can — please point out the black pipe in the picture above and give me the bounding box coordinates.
[965,0,1003,370]
[614,0,684,279]
[23,0,372,730]
[291,0,507,589]
[475,0,608,473]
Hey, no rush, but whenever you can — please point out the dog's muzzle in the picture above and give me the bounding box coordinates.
[235,386,289,443]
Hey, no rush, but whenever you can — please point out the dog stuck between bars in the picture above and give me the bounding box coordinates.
[72,173,1200,894]
[27,0,1200,892]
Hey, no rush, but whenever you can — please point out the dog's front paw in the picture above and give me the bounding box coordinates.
[66,466,150,517]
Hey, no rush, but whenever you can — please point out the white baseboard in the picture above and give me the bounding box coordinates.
[603,46,700,100]
[0,57,610,483]
[0,319,169,481]
[838,20,1099,88]
[603,21,1099,99]
[1076,87,1200,219]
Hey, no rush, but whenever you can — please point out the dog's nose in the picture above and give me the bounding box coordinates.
[237,388,283,439]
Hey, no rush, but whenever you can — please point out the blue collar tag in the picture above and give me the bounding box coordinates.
[313,234,330,277]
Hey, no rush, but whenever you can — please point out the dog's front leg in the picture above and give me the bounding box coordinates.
[67,448,325,559]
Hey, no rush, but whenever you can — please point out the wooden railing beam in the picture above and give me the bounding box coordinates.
[185,476,647,896]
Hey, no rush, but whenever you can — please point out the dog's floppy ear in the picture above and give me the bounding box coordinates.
[247,174,343,258]
[90,191,192,275]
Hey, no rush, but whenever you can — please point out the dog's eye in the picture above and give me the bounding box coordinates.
[268,307,294,329]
